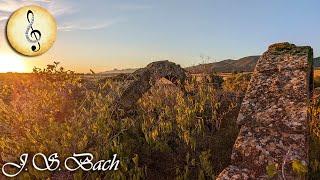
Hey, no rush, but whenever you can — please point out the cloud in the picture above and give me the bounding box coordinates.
[58,18,126,32]
[113,3,152,11]
[23,0,51,2]
[0,0,75,22]
[0,16,8,22]
[46,1,77,16]
[0,1,150,32]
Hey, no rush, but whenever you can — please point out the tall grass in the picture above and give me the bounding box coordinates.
[0,63,249,179]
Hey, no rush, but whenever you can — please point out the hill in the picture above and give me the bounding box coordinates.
[314,57,320,68]
[100,68,138,75]
[187,56,320,74]
[185,56,260,74]
[100,56,320,76]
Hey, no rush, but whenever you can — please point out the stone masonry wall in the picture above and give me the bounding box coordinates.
[217,43,313,179]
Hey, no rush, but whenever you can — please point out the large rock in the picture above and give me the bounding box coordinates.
[217,42,313,179]
[116,60,186,110]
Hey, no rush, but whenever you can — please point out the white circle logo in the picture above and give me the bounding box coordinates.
[6,5,57,56]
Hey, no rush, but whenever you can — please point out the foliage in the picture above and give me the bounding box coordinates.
[266,163,278,178]
[0,63,244,179]
[314,70,320,88]
[223,73,251,93]
[309,90,320,179]
[292,160,308,176]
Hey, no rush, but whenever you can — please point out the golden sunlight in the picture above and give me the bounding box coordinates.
[0,54,26,73]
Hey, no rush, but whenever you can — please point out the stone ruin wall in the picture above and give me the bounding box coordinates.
[217,42,313,179]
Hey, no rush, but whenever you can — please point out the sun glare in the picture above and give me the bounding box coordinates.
[0,54,26,73]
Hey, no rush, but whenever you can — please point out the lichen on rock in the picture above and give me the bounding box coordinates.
[217,42,313,179]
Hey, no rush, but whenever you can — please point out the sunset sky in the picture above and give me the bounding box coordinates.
[0,0,320,73]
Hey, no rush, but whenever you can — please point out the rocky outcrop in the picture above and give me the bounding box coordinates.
[217,43,313,179]
[116,60,186,110]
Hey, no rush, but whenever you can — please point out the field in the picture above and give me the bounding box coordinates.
[0,63,319,179]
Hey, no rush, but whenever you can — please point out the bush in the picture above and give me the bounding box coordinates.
[223,73,252,93]
[0,63,243,179]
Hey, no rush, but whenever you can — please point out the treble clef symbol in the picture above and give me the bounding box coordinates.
[25,10,41,52]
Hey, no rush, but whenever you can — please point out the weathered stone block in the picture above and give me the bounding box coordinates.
[217,42,313,179]
[231,126,307,175]
[116,60,186,110]
[237,69,309,132]
[256,42,312,72]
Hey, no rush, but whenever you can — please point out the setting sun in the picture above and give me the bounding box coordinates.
[0,54,26,73]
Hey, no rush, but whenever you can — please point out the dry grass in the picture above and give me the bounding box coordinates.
[314,69,320,88]
[315,69,320,77]
[0,64,250,179]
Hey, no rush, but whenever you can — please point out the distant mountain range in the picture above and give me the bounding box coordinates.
[100,68,138,75]
[187,56,320,74]
[185,56,260,74]
[314,57,320,67]
[101,56,320,75]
